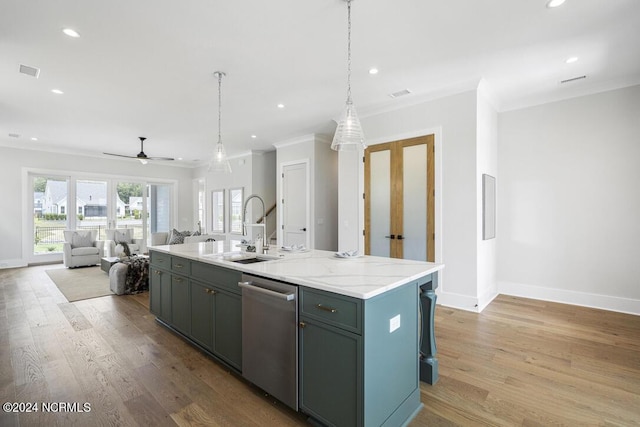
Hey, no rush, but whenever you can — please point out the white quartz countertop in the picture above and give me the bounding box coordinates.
[149,240,444,299]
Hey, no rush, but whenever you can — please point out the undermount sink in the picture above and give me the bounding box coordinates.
[230,257,271,264]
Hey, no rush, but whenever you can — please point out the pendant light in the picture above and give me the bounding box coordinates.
[331,0,366,151]
[208,71,232,173]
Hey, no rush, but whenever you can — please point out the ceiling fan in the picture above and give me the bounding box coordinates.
[103,137,174,164]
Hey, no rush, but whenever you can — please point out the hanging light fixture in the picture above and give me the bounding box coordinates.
[331,0,366,151]
[208,71,232,173]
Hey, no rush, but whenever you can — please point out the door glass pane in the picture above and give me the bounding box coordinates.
[403,144,427,261]
[370,150,391,257]
[77,180,108,240]
[229,188,243,234]
[148,183,172,241]
[211,189,225,233]
[115,182,144,240]
[33,176,67,254]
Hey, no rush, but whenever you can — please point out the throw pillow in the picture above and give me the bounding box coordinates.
[114,229,131,244]
[71,231,93,248]
[168,229,191,245]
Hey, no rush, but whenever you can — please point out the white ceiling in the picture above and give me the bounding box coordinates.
[1,0,639,166]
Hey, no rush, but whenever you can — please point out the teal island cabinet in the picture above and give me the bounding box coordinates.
[148,242,443,427]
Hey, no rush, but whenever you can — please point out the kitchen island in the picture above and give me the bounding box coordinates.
[149,241,443,427]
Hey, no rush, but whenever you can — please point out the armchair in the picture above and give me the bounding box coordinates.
[62,230,104,268]
[105,229,144,257]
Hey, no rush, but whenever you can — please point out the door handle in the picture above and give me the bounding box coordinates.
[300,228,307,232]
[384,235,396,239]
[397,235,404,240]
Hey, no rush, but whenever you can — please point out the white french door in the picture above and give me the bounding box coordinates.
[26,171,175,264]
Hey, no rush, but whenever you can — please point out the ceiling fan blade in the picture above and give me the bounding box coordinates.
[147,156,175,161]
[103,137,174,161]
[103,152,137,159]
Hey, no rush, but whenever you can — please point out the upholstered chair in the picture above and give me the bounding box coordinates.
[105,229,144,257]
[62,230,104,268]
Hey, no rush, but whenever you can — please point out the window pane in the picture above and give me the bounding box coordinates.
[116,182,144,240]
[229,188,243,234]
[211,189,225,233]
[33,176,67,254]
[77,180,108,240]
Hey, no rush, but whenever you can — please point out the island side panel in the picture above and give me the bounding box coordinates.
[363,280,421,426]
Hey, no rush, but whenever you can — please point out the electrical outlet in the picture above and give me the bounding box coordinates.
[389,314,401,333]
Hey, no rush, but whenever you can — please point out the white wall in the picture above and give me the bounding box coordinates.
[498,85,640,314]
[342,90,481,309]
[0,146,194,268]
[476,82,499,310]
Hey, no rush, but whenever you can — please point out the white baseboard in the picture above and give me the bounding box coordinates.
[436,290,481,313]
[0,259,28,269]
[498,281,640,316]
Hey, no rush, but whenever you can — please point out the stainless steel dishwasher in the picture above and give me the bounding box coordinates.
[238,273,298,410]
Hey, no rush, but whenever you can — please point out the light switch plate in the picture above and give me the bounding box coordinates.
[389,314,401,333]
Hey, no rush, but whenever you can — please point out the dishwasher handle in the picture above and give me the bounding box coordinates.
[238,281,295,301]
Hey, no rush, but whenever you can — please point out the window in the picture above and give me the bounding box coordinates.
[229,187,243,234]
[211,189,225,233]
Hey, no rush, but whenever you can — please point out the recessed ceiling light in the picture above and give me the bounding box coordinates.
[31,137,38,141]
[565,56,578,64]
[63,28,80,38]
[277,103,285,109]
[369,68,379,75]
[546,0,566,8]
[51,89,64,94]
[251,134,257,139]
[177,157,183,161]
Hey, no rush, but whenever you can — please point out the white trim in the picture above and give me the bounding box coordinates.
[498,281,640,316]
[0,259,28,269]
[436,290,481,313]
[272,134,317,149]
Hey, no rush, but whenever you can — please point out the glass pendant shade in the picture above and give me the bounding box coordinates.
[331,0,366,151]
[331,98,366,151]
[208,141,232,173]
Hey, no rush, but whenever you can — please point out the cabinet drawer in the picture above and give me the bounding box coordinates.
[171,256,189,274]
[191,261,242,294]
[150,251,170,268]
[300,288,362,334]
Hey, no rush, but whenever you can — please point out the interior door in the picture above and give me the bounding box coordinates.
[281,162,309,248]
[365,135,435,261]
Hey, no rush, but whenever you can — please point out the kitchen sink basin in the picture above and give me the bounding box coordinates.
[231,257,271,264]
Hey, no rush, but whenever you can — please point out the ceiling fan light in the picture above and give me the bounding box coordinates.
[139,158,148,165]
[331,99,366,151]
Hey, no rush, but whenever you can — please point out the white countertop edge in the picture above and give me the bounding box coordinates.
[149,243,444,300]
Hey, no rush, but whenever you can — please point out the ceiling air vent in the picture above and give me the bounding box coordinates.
[389,89,412,98]
[19,64,40,78]
[8,133,21,138]
[560,75,586,84]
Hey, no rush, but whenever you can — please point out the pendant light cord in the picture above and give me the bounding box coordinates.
[346,0,352,103]
[217,72,222,145]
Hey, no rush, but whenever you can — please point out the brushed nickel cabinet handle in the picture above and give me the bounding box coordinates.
[316,304,337,313]
[174,263,183,268]
[299,321,306,328]
[174,277,184,283]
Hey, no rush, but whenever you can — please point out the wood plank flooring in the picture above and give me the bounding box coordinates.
[1,264,639,426]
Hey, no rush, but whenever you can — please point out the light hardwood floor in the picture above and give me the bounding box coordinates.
[1,265,639,426]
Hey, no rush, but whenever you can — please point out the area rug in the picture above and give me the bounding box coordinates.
[45,266,112,302]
